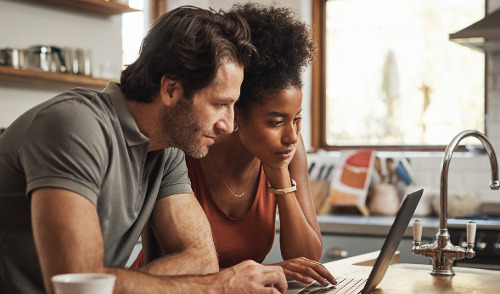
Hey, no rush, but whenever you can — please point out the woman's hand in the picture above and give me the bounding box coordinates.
[271,257,337,286]
[261,142,297,189]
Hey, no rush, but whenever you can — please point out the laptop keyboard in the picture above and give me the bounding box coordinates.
[298,277,367,294]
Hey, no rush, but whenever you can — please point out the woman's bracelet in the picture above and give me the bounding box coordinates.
[269,179,297,194]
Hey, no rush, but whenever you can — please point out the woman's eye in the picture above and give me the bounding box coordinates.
[294,117,303,123]
[269,121,283,127]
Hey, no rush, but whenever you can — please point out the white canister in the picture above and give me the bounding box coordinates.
[369,183,400,215]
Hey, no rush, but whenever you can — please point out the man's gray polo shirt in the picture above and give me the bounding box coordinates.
[0,82,193,293]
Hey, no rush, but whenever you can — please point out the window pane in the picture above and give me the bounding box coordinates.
[325,0,485,146]
[122,0,146,69]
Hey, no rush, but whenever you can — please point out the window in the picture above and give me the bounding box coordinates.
[312,0,485,150]
[122,0,147,69]
[121,0,167,70]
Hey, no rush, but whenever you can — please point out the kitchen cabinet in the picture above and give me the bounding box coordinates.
[319,234,432,264]
[262,233,432,265]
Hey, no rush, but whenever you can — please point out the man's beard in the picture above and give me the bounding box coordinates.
[161,96,209,159]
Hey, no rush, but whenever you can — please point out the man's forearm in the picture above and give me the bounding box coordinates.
[113,261,287,294]
[141,246,219,275]
[106,266,220,294]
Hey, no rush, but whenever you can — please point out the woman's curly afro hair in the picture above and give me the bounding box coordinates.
[231,2,315,119]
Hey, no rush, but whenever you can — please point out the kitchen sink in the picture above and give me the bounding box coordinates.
[390,263,500,275]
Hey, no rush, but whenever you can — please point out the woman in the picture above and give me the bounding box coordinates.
[134,3,335,286]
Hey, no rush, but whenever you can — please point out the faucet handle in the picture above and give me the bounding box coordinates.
[413,218,422,243]
[467,220,476,245]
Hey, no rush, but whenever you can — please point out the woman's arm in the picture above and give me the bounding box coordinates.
[263,136,336,286]
[274,135,322,261]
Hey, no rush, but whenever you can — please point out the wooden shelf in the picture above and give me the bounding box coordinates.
[1,1,134,89]
[23,0,139,15]
[0,66,111,90]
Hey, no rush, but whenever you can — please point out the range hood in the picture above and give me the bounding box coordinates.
[449,8,500,52]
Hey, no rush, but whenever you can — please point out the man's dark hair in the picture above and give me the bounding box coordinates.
[120,5,258,102]
[230,3,315,120]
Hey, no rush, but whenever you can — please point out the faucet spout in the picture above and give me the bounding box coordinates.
[413,130,498,275]
[440,130,499,231]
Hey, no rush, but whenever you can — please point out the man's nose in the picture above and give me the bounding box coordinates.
[215,113,234,134]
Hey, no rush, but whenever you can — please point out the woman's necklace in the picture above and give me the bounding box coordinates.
[222,163,257,197]
[206,147,258,198]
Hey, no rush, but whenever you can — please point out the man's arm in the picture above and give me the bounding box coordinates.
[31,187,175,294]
[32,188,105,293]
[140,193,218,275]
[31,188,286,294]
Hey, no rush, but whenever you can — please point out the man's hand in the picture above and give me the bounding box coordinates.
[218,260,288,294]
[273,257,336,286]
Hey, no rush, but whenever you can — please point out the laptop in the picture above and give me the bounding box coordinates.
[290,189,423,294]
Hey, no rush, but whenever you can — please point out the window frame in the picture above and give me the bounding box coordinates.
[310,0,487,152]
[149,0,167,24]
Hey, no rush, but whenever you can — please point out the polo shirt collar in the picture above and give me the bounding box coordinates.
[103,82,150,147]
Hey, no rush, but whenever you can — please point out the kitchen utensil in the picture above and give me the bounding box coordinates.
[369,183,400,215]
[25,45,66,73]
[395,158,415,185]
[369,157,400,215]
[431,190,477,218]
[64,47,78,75]
[0,48,24,69]
[77,48,92,76]
[310,163,335,214]
[308,162,315,175]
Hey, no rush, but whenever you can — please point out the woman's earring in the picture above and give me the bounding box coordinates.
[234,123,239,132]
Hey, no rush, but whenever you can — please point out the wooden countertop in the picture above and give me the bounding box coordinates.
[287,251,500,293]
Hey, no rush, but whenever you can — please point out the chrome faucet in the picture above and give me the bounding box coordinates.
[412,130,500,275]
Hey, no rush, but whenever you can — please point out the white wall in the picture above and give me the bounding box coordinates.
[0,0,123,126]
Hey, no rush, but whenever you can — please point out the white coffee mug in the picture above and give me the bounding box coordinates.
[51,273,116,294]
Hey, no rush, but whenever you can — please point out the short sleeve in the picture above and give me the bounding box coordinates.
[157,148,193,199]
[19,98,109,204]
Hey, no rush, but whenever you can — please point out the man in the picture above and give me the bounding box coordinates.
[0,6,287,294]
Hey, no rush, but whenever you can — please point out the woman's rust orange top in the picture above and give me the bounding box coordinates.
[186,156,277,268]
[130,156,278,269]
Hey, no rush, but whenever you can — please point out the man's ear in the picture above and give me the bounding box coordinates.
[159,75,183,106]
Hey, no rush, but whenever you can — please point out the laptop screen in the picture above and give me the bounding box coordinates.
[288,189,423,294]
[361,188,423,293]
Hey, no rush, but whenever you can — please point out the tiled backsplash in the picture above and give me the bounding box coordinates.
[307,150,500,216]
